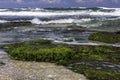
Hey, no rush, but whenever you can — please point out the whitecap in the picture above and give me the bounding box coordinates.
[30,18,43,24]
[0,8,120,17]
[0,20,8,23]
[30,18,92,24]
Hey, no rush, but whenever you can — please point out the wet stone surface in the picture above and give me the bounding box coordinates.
[73,62,120,72]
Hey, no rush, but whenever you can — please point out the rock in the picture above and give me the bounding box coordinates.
[0,75,14,80]
[0,61,5,66]
[9,60,87,80]
[115,31,120,34]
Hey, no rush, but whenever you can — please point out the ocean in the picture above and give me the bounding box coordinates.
[0,7,120,46]
[0,7,120,24]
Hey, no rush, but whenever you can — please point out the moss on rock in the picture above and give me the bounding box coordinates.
[88,32,120,43]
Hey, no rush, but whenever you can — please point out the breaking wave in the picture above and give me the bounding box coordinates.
[30,18,92,24]
[0,7,120,25]
[0,7,119,17]
[0,20,8,23]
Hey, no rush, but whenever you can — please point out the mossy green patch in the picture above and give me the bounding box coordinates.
[101,20,120,27]
[88,32,120,43]
[0,22,32,30]
[6,40,74,65]
[71,65,120,80]
[5,39,120,80]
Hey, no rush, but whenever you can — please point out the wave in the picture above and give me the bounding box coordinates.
[0,11,89,17]
[0,20,8,23]
[0,10,119,18]
[0,7,119,11]
[0,7,120,25]
[30,18,92,24]
[0,7,119,17]
[0,18,91,25]
[0,9,8,12]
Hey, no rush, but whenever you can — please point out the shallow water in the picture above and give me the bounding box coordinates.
[0,25,90,44]
[0,25,120,48]
[0,7,120,46]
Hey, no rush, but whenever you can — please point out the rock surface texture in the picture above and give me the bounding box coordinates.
[0,50,87,80]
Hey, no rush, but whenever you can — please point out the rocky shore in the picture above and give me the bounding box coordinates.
[0,50,87,80]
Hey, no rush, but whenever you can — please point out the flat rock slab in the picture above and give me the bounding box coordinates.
[0,60,87,80]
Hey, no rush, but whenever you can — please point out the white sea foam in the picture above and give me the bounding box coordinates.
[54,40,100,46]
[0,9,120,17]
[30,18,92,24]
[0,8,120,24]
[30,18,42,24]
[0,7,120,18]
[0,11,89,17]
[0,9,8,11]
[0,20,8,23]
[90,10,120,17]
[0,11,87,17]
[99,7,120,10]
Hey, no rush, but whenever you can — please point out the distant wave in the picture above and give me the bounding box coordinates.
[0,20,8,23]
[0,7,119,17]
[0,18,92,25]
[0,7,119,11]
[30,18,92,24]
[0,10,119,17]
[0,7,120,25]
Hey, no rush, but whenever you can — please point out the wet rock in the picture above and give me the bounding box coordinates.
[74,61,120,72]
[115,31,120,34]
[0,61,5,66]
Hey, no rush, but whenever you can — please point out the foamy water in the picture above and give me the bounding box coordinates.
[0,7,120,47]
[30,18,92,24]
[0,7,119,25]
[0,20,8,23]
[0,8,119,17]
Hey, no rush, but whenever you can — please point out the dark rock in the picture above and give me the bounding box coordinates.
[0,61,5,66]
[115,31,120,34]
